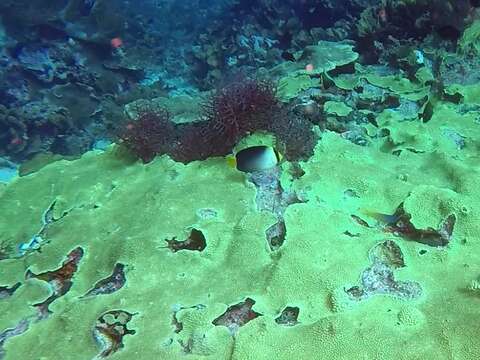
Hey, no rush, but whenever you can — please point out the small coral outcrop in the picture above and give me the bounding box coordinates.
[170,78,282,163]
[119,77,318,164]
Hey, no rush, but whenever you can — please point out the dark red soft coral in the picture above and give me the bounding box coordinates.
[118,78,317,164]
[171,77,317,163]
[170,78,281,163]
[202,78,280,146]
[170,121,226,163]
[118,107,175,163]
[200,77,317,160]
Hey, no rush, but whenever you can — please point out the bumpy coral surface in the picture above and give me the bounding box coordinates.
[2,1,480,359]
[1,83,480,358]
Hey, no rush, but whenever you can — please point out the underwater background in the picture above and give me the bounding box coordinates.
[1,0,480,359]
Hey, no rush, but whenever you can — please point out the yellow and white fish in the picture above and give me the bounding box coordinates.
[227,145,282,173]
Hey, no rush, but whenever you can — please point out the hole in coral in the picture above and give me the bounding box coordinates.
[343,189,359,198]
[378,128,390,137]
[275,306,300,326]
[81,263,126,298]
[164,228,207,253]
[93,310,136,358]
[212,298,262,335]
[171,312,183,334]
[248,167,306,251]
[347,261,423,302]
[0,319,30,357]
[358,203,454,246]
[351,214,370,228]
[343,231,360,237]
[266,221,286,251]
[26,247,84,318]
[345,286,366,300]
[443,92,463,104]
[0,282,21,300]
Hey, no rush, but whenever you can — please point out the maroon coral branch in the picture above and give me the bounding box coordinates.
[202,78,279,141]
[118,107,175,163]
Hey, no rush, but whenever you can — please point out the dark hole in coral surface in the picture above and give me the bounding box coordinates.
[26,247,84,317]
[171,312,183,334]
[343,230,360,237]
[345,286,365,300]
[364,203,456,247]
[266,221,286,251]
[443,92,463,104]
[212,298,262,335]
[0,319,30,357]
[0,282,21,300]
[275,306,299,326]
[388,210,456,247]
[351,214,371,228]
[360,262,423,300]
[93,310,136,358]
[81,263,126,298]
[165,228,207,253]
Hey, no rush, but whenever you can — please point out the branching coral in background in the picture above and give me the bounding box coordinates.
[0,105,28,157]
